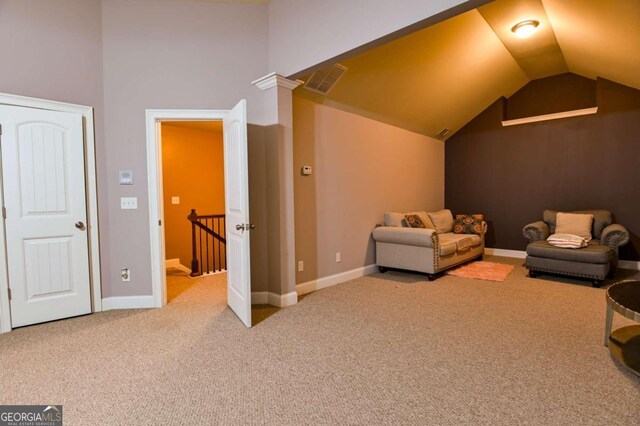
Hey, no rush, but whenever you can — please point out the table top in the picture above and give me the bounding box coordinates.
[607,280,640,322]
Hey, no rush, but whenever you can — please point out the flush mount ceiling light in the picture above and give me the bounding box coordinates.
[511,20,540,38]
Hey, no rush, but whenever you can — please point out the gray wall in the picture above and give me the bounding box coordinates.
[445,74,640,260]
[100,0,269,297]
[293,96,444,283]
[0,0,111,287]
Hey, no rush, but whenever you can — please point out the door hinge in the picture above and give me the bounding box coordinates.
[0,124,3,135]
[7,288,11,300]
[2,207,5,219]
[159,220,162,226]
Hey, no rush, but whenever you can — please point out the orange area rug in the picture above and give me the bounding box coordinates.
[446,261,514,282]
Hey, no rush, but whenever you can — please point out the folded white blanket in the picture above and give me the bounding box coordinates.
[547,233,589,249]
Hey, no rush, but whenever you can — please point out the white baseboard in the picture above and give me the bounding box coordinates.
[165,258,191,273]
[252,291,268,304]
[296,264,378,296]
[486,248,640,271]
[251,291,298,307]
[485,248,526,259]
[102,296,155,310]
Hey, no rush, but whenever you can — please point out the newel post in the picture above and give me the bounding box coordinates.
[188,209,200,277]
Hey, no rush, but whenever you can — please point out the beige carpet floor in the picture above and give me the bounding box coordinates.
[1,257,639,425]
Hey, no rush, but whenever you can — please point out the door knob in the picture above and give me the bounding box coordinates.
[236,224,245,231]
[75,221,86,230]
[249,224,256,230]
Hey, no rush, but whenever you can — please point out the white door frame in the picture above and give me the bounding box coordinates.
[145,109,230,308]
[0,92,102,333]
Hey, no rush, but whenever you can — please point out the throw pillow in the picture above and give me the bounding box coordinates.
[453,214,484,235]
[555,212,594,241]
[406,211,436,230]
[428,209,454,233]
[404,214,427,228]
[547,233,588,249]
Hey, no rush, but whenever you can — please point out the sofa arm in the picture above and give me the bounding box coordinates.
[601,224,630,249]
[522,221,550,243]
[372,227,437,248]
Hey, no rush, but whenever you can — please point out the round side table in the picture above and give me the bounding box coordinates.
[605,280,640,377]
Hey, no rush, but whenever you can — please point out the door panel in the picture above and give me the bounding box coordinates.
[223,100,252,328]
[0,105,91,328]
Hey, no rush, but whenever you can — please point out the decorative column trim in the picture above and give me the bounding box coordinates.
[252,72,302,91]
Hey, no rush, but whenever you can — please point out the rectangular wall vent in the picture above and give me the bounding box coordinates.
[303,64,347,95]
[437,128,451,139]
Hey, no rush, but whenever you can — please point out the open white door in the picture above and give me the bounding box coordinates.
[0,105,91,327]
[223,100,252,328]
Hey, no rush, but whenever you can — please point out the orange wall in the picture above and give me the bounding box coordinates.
[161,123,225,269]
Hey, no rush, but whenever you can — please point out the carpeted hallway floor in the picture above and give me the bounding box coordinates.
[1,257,639,425]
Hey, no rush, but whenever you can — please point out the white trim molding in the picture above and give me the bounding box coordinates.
[251,291,269,305]
[165,258,191,274]
[251,72,301,91]
[486,248,640,271]
[251,291,298,307]
[297,264,378,296]
[146,109,230,309]
[484,248,527,259]
[102,296,155,311]
[0,92,102,334]
[501,107,598,127]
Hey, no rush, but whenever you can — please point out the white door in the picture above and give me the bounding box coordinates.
[223,100,252,328]
[0,105,91,327]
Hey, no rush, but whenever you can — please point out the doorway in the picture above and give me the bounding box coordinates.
[160,121,226,302]
[0,93,102,333]
[145,103,253,327]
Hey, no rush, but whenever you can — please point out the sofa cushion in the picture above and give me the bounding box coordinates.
[543,209,612,239]
[439,233,481,256]
[554,212,593,240]
[453,214,484,235]
[384,212,407,227]
[527,240,611,264]
[428,209,454,233]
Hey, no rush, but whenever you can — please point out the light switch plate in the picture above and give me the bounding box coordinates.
[121,197,138,209]
[171,196,180,205]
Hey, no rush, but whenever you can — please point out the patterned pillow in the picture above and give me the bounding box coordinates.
[453,214,484,235]
[404,214,427,228]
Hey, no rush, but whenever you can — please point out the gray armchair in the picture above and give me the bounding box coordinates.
[522,210,630,287]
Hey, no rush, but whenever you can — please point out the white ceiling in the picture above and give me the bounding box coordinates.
[294,0,640,140]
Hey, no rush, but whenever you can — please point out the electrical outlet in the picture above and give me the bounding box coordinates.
[121,268,131,282]
[171,196,180,205]
[298,261,304,272]
[120,197,138,210]
[335,252,341,263]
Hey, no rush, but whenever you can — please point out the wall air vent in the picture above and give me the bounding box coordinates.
[437,128,451,139]
[303,64,347,95]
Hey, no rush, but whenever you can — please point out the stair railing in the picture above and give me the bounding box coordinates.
[187,209,226,277]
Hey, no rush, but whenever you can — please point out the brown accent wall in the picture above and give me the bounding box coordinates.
[445,75,640,260]
[161,123,225,270]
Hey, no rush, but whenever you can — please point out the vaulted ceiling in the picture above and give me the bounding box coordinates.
[294,0,640,140]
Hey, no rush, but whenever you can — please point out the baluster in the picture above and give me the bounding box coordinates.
[205,218,209,274]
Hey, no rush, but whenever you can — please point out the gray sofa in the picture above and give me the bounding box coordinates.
[372,210,486,280]
[522,210,630,287]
